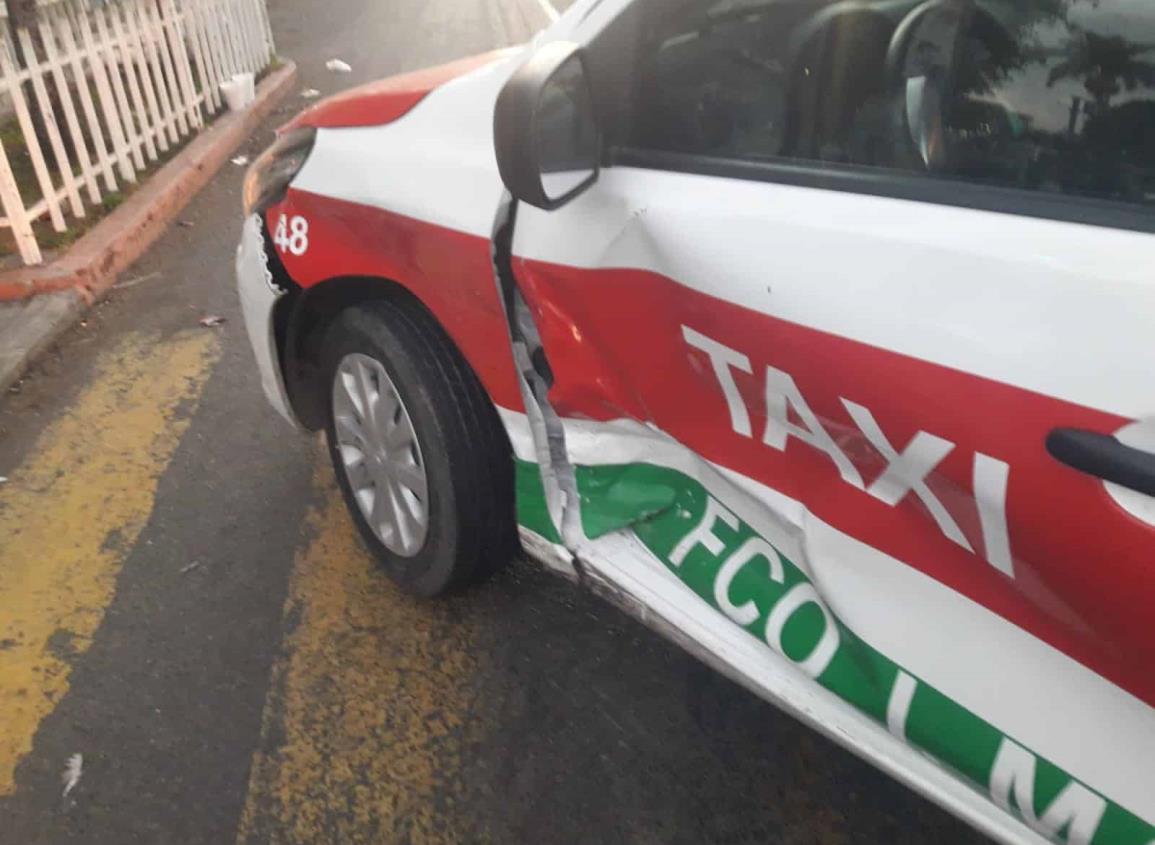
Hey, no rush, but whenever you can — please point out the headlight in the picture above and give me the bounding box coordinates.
[242,127,317,216]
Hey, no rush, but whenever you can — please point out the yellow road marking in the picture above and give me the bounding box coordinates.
[0,330,220,793]
[237,460,482,845]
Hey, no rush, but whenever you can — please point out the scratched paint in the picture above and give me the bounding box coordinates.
[0,331,220,793]
[236,463,484,845]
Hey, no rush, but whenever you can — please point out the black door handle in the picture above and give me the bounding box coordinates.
[1046,428,1155,498]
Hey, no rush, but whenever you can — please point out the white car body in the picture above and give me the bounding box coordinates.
[238,2,1155,842]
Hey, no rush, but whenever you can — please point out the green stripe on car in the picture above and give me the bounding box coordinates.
[515,457,1154,845]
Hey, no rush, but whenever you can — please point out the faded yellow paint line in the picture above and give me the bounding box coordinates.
[0,330,220,793]
[237,461,484,845]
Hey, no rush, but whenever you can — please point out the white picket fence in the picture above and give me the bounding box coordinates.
[0,0,275,266]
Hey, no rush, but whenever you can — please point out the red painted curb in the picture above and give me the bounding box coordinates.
[0,61,299,303]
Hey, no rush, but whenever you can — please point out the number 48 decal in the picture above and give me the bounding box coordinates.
[273,214,309,256]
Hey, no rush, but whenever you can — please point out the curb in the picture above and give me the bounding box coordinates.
[0,61,298,394]
[0,290,87,395]
[0,60,298,303]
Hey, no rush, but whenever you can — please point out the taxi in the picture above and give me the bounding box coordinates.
[237,2,1155,842]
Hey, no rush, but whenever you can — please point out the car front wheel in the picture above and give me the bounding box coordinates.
[321,298,516,597]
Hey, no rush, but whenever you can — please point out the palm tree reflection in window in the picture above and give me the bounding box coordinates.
[1047,29,1155,123]
[947,0,1155,204]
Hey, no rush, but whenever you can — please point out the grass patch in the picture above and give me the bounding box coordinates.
[0,107,217,266]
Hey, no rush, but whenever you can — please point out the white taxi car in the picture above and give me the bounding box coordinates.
[237,2,1155,843]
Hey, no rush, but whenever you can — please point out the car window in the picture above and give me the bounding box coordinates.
[625,0,1155,209]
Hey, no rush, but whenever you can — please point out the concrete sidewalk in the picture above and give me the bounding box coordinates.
[0,291,86,394]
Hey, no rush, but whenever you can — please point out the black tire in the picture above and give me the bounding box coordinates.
[321,298,517,597]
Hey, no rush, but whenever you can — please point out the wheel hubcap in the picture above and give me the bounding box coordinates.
[332,353,429,557]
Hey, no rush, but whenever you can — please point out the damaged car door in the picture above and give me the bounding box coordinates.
[498,1,1155,843]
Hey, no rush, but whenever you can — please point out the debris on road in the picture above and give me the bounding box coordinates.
[180,561,202,574]
[61,753,82,798]
[325,59,352,73]
[301,88,321,99]
[199,315,227,328]
[178,220,195,228]
[114,272,162,291]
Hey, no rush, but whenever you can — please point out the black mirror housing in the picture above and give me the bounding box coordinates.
[494,41,600,211]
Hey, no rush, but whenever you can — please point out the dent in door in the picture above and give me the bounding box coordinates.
[508,209,1155,845]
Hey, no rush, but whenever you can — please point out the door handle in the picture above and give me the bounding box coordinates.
[1046,428,1155,497]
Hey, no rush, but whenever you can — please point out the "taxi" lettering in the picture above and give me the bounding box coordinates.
[683,325,1015,578]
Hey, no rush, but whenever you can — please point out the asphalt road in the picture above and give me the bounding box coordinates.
[0,1,990,843]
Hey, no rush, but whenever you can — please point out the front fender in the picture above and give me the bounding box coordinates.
[266,45,526,413]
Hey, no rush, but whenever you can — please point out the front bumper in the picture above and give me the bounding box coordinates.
[235,215,299,428]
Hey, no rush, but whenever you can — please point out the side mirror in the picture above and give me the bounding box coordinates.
[494,42,600,211]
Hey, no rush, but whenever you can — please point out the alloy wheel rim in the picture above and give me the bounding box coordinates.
[331,353,429,557]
